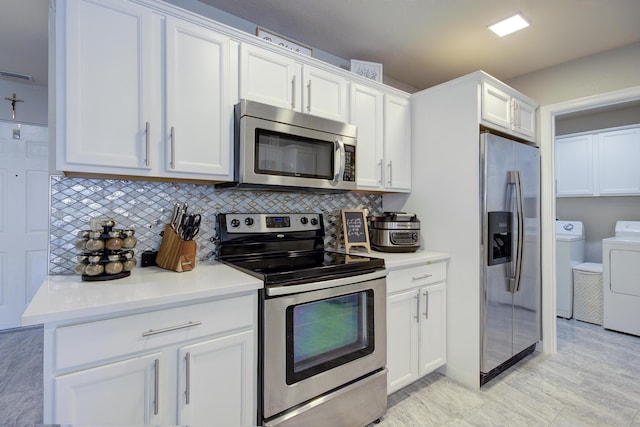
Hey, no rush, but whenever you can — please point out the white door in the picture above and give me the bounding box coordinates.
[302,65,349,122]
[386,288,418,394]
[165,17,232,179]
[178,330,255,426]
[418,283,446,376]
[54,352,164,425]
[383,94,411,191]
[351,83,384,190]
[0,122,48,329]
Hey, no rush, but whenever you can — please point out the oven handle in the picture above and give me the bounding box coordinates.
[265,269,387,297]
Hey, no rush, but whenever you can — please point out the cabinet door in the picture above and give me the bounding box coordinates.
[513,98,536,139]
[165,17,232,179]
[303,65,349,122]
[178,330,255,427]
[555,134,594,196]
[482,82,512,131]
[597,127,640,195]
[418,283,446,376]
[60,0,158,172]
[386,289,419,394]
[383,94,412,191]
[54,352,164,425]
[351,84,384,190]
[239,43,301,110]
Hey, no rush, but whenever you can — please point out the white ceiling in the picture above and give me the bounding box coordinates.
[1,0,639,90]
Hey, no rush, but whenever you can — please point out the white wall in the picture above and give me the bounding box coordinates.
[506,42,640,106]
[0,80,47,125]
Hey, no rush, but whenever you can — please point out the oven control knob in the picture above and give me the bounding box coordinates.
[310,217,318,226]
[300,217,308,225]
[230,218,240,228]
[245,217,254,226]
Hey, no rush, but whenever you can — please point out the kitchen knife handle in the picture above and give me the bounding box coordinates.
[185,352,191,405]
[170,126,176,169]
[153,358,160,416]
[145,122,151,167]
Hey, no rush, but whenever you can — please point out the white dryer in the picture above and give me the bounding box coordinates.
[603,221,640,336]
[556,220,585,318]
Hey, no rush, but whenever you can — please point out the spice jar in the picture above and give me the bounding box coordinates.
[105,231,123,250]
[85,238,105,251]
[105,261,124,275]
[74,239,87,250]
[123,257,137,271]
[85,262,104,276]
[122,230,137,249]
[74,263,87,274]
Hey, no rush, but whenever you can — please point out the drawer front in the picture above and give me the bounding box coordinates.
[387,262,446,294]
[56,294,256,371]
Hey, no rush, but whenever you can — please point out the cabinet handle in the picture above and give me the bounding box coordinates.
[291,75,296,109]
[141,320,202,337]
[153,358,160,416]
[170,126,176,169]
[378,160,383,185]
[387,161,393,185]
[412,274,432,281]
[307,80,312,112]
[185,352,191,405]
[414,293,419,323]
[423,290,429,319]
[145,122,151,167]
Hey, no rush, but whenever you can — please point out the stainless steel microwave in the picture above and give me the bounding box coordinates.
[219,100,357,192]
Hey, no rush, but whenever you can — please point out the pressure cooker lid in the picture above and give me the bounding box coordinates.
[369,212,419,223]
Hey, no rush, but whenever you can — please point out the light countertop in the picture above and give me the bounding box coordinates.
[22,262,263,327]
[344,248,450,270]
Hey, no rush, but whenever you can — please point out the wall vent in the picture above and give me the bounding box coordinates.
[0,71,34,82]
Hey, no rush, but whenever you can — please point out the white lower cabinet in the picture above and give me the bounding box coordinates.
[386,263,446,394]
[47,294,256,426]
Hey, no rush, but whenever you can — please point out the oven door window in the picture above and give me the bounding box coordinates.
[255,129,334,179]
[285,290,375,384]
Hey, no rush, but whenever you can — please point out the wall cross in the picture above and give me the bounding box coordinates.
[4,93,24,120]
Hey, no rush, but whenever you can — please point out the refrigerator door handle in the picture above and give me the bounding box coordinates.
[509,170,525,293]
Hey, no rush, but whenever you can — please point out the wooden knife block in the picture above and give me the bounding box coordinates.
[156,224,196,272]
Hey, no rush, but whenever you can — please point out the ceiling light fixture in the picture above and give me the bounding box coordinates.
[489,14,529,37]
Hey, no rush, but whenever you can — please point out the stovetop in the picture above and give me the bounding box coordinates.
[217,212,385,286]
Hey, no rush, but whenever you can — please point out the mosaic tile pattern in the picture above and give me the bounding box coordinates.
[49,176,383,274]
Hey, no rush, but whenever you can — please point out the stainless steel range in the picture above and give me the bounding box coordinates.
[217,213,388,427]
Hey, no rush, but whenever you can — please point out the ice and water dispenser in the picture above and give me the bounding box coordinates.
[488,211,512,266]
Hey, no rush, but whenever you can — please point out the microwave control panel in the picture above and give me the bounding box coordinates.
[343,144,356,182]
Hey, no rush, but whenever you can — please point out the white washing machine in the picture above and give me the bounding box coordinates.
[556,220,585,318]
[603,221,640,336]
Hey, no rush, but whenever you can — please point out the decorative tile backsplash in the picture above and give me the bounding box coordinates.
[49,176,383,274]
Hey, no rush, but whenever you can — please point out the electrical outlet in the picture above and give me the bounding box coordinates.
[90,217,111,230]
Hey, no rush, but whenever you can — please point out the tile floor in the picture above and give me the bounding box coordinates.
[1,319,639,426]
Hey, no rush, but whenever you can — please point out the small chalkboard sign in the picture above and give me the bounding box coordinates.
[341,209,370,253]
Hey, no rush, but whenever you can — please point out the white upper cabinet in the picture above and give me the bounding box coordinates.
[555,126,640,197]
[350,83,384,190]
[58,0,159,173]
[164,16,232,178]
[482,80,537,140]
[383,94,412,192]
[55,0,235,181]
[555,134,594,196]
[239,43,348,122]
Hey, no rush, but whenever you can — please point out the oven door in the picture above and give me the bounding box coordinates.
[262,274,386,420]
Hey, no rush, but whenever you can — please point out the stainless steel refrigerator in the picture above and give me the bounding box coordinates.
[480,131,541,386]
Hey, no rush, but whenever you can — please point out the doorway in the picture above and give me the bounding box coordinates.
[539,85,640,354]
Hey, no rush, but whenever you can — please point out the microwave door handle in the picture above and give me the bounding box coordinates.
[334,140,346,184]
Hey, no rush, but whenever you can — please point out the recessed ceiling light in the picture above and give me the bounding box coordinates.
[489,14,529,37]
